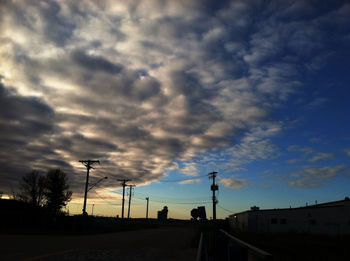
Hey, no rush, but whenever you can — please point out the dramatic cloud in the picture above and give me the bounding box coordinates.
[197,123,281,173]
[220,177,248,190]
[0,81,66,188]
[180,163,199,177]
[0,0,349,198]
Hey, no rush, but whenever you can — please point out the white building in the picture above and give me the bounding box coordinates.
[229,197,350,235]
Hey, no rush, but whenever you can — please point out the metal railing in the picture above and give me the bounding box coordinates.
[219,229,272,261]
[196,232,208,261]
[196,229,272,261]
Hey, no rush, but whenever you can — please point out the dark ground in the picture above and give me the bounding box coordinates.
[227,230,350,261]
[0,226,198,261]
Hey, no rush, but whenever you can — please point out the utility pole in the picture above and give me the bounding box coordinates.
[127,185,136,218]
[92,204,95,216]
[145,197,149,219]
[209,171,218,261]
[118,179,130,219]
[79,160,100,215]
[209,171,218,222]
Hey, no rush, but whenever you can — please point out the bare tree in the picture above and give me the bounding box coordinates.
[44,169,72,214]
[17,170,46,206]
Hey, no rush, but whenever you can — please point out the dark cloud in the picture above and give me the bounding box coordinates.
[170,71,213,100]
[39,0,76,46]
[54,134,120,160]
[0,0,35,30]
[0,82,69,189]
[0,0,76,47]
[0,82,54,137]
[140,41,173,55]
[71,50,123,74]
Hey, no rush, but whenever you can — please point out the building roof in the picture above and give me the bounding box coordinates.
[230,197,350,217]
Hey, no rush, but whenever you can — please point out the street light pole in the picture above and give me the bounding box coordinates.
[145,197,149,219]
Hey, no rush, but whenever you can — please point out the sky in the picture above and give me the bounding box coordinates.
[0,0,349,219]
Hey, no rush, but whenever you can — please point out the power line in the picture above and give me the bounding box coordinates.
[100,183,214,206]
[89,191,209,207]
[134,191,210,201]
[133,196,211,205]
[217,204,235,213]
[133,195,210,204]
[102,191,213,206]
[110,190,123,195]
[88,176,108,192]
[94,191,121,206]
[116,189,211,202]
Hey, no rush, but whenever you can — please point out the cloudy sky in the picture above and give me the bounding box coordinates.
[0,0,349,218]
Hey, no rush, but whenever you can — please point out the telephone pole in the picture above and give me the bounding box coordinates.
[79,160,100,215]
[209,171,218,221]
[127,185,136,218]
[145,197,149,219]
[118,179,130,219]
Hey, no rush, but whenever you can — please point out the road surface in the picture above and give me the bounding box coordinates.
[0,226,198,261]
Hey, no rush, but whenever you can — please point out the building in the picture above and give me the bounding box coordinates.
[198,206,207,220]
[190,206,207,221]
[229,197,350,235]
[157,206,168,221]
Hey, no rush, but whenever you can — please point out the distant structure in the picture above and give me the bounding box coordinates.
[198,206,207,220]
[229,197,350,235]
[191,208,199,220]
[157,206,168,221]
[190,206,207,221]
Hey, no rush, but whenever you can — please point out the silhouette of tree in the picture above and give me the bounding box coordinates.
[17,170,46,206]
[44,169,72,214]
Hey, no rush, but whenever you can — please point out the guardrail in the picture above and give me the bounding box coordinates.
[196,232,208,261]
[219,229,272,261]
[196,229,272,261]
